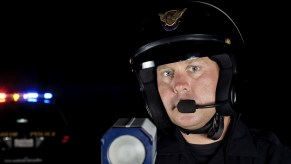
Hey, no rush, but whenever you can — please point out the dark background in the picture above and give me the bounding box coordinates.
[1,0,290,163]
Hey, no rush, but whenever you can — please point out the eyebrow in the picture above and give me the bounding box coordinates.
[157,65,169,71]
[157,58,208,71]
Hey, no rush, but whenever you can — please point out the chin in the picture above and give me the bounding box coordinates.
[176,111,208,127]
[175,114,197,127]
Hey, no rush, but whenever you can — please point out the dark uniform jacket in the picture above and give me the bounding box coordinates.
[155,113,291,164]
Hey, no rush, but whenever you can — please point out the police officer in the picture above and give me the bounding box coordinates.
[130,0,291,163]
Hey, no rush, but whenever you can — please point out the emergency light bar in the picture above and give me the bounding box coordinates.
[0,92,53,103]
[101,118,157,164]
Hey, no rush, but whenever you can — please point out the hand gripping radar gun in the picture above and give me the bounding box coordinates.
[101,118,157,164]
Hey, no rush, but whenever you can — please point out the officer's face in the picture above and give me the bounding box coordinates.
[156,57,219,130]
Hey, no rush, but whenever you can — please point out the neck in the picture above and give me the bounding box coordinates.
[181,116,231,144]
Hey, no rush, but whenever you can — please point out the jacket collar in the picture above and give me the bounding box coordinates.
[223,113,258,157]
[157,113,259,158]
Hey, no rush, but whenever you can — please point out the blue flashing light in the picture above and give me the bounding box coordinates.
[43,99,51,104]
[44,93,53,99]
[27,98,38,102]
[23,93,39,99]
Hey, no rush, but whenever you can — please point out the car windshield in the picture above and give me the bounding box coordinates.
[0,103,68,130]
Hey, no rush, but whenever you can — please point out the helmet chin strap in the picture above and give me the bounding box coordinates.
[177,113,224,140]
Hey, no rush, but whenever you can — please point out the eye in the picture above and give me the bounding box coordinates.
[190,66,201,72]
[162,70,174,77]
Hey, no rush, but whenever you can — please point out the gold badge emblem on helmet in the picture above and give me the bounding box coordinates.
[159,8,187,31]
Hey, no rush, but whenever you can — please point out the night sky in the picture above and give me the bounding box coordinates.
[1,0,291,163]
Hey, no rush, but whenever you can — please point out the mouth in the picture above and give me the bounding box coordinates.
[170,96,196,110]
[173,99,197,113]
[172,105,177,111]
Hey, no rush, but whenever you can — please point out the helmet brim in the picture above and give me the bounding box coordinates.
[132,34,231,70]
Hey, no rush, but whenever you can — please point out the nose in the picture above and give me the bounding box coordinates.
[173,74,191,94]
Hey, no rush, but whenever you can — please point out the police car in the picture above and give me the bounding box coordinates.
[0,92,71,163]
